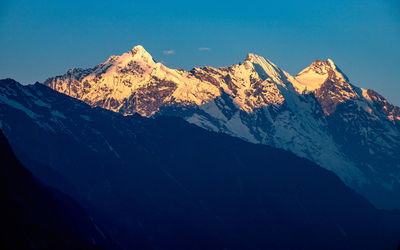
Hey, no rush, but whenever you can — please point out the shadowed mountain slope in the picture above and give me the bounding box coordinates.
[1,79,400,249]
[0,130,118,250]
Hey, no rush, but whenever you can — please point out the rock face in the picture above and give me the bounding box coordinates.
[296,59,358,115]
[44,46,400,209]
[45,46,220,117]
[2,79,400,249]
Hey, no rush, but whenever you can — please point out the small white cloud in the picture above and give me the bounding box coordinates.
[163,50,175,55]
[198,47,211,51]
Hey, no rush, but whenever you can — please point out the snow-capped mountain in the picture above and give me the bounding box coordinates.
[44,45,400,208]
[2,79,400,249]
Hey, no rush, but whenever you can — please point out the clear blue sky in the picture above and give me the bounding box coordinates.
[1,0,399,105]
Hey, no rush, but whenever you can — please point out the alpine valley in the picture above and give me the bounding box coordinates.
[44,45,400,209]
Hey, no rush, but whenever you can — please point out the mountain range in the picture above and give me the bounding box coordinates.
[44,45,400,209]
[1,78,400,249]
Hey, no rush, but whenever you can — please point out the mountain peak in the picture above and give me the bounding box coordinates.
[295,58,348,91]
[309,58,337,70]
[245,53,264,62]
[131,45,146,53]
[244,53,280,70]
[325,58,336,68]
[243,53,287,85]
[130,45,154,62]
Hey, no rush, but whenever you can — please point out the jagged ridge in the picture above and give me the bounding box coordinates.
[1,79,400,249]
[43,45,400,209]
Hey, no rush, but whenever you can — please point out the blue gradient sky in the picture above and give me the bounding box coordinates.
[1,0,399,104]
